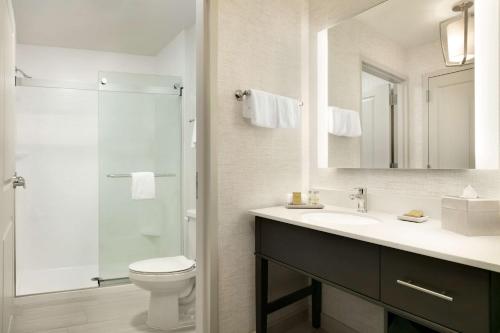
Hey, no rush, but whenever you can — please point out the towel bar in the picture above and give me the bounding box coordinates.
[235,89,304,107]
[106,173,176,178]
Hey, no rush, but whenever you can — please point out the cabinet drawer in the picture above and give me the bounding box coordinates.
[381,247,490,333]
[256,217,380,299]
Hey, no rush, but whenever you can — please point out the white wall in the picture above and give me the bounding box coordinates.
[15,25,196,294]
[16,44,158,83]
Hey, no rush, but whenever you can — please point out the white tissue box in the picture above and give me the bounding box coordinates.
[441,196,500,236]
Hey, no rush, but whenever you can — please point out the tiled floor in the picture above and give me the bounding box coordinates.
[283,324,328,333]
[13,284,326,333]
[13,284,195,333]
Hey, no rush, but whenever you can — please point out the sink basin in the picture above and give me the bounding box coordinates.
[302,211,380,226]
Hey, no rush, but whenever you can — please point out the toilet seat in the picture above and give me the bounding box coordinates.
[129,256,195,275]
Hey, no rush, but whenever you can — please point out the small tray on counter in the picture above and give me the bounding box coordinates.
[397,215,429,223]
[286,203,325,209]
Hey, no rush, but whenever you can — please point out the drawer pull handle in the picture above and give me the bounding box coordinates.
[396,280,453,302]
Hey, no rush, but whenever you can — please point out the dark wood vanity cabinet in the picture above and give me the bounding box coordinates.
[255,217,500,333]
[381,247,491,333]
[257,217,380,298]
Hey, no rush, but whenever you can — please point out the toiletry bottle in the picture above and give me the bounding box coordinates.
[312,190,320,205]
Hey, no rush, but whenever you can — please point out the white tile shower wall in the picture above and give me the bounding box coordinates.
[155,25,197,245]
[15,44,159,284]
[15,87,100,294]
[309,0,500,332]
[212,0,308,331]
[15,29,195,294]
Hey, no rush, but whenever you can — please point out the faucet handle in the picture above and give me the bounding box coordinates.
[353,187,367,193]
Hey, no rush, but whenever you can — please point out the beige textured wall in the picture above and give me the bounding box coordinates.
[211,0,308,332]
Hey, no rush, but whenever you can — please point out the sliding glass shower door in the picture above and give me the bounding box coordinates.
[15,71,183,295]
[98,72,182,280]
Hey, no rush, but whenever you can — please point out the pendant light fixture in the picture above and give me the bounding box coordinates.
[440,1,474,66]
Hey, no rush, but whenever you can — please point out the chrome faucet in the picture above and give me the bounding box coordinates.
[349,187,367,213]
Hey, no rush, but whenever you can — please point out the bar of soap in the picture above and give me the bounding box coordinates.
[404,210,424,218]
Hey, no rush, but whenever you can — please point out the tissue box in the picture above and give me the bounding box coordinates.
[442,196,500,236]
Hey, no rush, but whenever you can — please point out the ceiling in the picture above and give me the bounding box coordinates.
[355,0,468,49]
[13,0,196,56]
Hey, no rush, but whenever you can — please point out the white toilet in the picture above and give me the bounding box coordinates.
[129,209,196,331]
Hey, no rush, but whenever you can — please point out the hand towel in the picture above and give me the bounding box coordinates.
[276,95,301,128]
[328,106,362,137]
[242,89,278,128]
[191,119,196,148]
[242,89,301,128]
[131,172,155,200]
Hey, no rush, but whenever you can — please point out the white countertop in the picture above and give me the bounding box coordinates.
[249,205,500,273]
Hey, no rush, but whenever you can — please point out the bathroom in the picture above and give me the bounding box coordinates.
[0,0,499,332]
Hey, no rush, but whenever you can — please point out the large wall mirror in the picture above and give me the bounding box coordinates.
[316,0,499,169]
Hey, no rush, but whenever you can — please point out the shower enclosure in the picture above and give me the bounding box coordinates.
[15,72,184,295]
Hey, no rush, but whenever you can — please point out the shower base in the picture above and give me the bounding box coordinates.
[16,265,99,296]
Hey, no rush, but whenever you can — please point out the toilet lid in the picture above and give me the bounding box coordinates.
[129,256,195,274]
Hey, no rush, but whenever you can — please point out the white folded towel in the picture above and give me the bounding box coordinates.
[131,172,156,200]
[243,89,278,128]
[191,119,196,148]
[276,95,301,128]
[328,106,362,137]
[242,89,300,128]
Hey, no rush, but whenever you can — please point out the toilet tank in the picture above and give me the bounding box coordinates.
[184,209,196,260]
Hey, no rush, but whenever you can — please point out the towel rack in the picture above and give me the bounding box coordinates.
[106,173,176,178]
[234,89,304,107]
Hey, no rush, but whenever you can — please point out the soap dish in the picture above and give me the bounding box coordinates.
[286,203,325,209]
[397,215,429,223]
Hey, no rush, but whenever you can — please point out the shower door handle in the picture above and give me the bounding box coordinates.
[12,173,26,189]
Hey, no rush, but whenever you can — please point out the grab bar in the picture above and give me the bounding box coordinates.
[106,173,176,178]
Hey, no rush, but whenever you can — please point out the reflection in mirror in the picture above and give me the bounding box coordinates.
[317,0,498,170]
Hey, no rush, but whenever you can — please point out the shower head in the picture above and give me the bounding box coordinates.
[15,67,32,79]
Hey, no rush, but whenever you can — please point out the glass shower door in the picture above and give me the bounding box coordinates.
[98,72,182,280]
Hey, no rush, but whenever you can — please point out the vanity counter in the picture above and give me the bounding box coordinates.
[249,205,500,273]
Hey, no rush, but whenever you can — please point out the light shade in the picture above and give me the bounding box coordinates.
[440,13,475,66]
